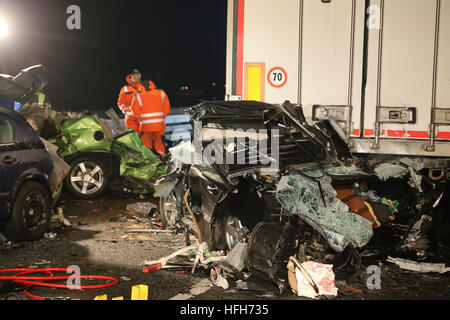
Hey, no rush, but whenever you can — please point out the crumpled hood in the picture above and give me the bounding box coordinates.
[0,65,49,104]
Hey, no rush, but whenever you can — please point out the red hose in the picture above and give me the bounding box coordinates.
[0,268,119,300]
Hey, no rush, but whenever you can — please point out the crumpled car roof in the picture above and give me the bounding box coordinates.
[0,65,49,104]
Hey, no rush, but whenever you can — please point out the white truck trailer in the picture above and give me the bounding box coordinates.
[225,0,450,177]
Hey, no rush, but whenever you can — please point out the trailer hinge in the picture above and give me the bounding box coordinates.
[370,106,417,150]
[312,105,353,139]
[425,108,450,152]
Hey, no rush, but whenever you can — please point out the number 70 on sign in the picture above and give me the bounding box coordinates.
[268,67,288,88]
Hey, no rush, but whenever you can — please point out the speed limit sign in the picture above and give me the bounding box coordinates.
[268,67,287,88]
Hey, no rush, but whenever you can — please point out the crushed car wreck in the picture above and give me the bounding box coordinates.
[156,100,376,251]
[46,112,166,198]
[151,100,450,298]
[0,66,70,241]
[0,106,53,241]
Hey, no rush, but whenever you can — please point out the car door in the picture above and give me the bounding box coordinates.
[0,113,22,216]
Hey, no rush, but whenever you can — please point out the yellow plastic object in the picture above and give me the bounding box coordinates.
[94,294,108,300]
[131,284,149,300]
[112,296,124,300]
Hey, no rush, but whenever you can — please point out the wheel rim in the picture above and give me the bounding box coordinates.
[22,191,47,232]
[70,161,104,195]
[224,216,249,251]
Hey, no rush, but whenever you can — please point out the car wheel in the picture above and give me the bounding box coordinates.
[65,157,107,199]
[160,191,181,229]
[222,214,250,251]
[4,182,51,241]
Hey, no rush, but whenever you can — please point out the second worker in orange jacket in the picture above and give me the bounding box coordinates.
[130,82,171,157]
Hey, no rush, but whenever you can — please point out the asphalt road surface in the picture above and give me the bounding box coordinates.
[1,193,449,301]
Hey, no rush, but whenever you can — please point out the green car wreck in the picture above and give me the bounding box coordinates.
[13,65,166,199]
[47,114,167,199]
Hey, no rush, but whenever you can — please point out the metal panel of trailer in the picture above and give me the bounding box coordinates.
[226,0,450,157]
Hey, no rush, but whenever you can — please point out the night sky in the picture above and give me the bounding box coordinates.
[0,0,228,111]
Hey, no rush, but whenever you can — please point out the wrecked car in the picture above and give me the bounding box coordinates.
[156,100,370,251]
[45,112,167,198]
[154,100,450,295]
[0,66,70,241]
[2,65,166,199]
[0,106,53,241]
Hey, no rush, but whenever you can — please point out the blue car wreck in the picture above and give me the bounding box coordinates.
[0,106,53,241]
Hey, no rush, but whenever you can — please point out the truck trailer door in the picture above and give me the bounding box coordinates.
[363,0,450,154]
[300,0,366,139]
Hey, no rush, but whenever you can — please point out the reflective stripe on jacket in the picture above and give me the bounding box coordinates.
[117,75,146,113]
[117,75,149,129]
[131,89,171,133]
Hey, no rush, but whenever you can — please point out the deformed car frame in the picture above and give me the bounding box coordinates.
[47,112,167,198]
[156,100,372,253]
[0,106,53,241]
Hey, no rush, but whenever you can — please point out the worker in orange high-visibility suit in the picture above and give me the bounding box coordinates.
[117,69,147,133]
[130,82,171,157]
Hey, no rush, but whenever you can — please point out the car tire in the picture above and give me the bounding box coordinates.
[65,157,108,199]
[3,182,51,241]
